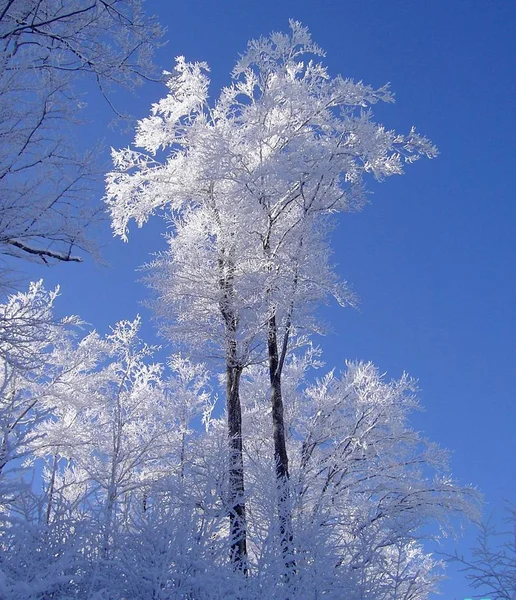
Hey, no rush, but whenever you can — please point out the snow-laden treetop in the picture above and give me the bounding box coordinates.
[106,20,437,241]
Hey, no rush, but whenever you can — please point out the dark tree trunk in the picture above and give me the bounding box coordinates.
[267,312,295,575]
[226,361,247,572]
[218,248,248,572]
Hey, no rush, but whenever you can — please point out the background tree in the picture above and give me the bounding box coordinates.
[0,315,216,599]
[0,0,163,274]
[0,283,84,600]
[450,508,516,600]
[237,354,479,600]
[0,281,75,504]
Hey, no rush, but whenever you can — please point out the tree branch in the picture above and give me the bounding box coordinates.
[7,239,82,262]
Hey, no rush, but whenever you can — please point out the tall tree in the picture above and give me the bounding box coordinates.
[0,0,162,272]
[106,21,437,570]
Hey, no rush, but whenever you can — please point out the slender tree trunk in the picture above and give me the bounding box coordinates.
[262,218,297,575]
[0,432,8,476]
[103,486,116,560]
[218,247,247,572]
[45,452,58,525]
[267,312,295,575]
[226,360,247,571]
[103,387,122,560]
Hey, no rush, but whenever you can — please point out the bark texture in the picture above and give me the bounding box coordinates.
[267,312,295,575]
[219,251,248,571]
[226,362,247,571]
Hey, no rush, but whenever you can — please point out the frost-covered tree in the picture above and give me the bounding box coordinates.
[0,282,84,599]
[36,320,179,544]
[0,306,480,599]
[0,0,162,272]
[0,316,215,599]
[0,282,75,502]
[238,356,479,600]
[106,20,437,569]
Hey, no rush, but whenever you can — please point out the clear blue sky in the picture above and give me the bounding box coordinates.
[20,1,516,598]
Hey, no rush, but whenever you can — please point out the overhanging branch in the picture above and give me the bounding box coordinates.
[7,239,82,263]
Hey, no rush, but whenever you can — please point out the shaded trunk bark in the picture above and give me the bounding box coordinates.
[218,245,247,572]
[261,215,297,575]
[226,361,247,572]
[267,312,295,575]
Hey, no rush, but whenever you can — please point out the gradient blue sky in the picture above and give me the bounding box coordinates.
[20,1,515,598]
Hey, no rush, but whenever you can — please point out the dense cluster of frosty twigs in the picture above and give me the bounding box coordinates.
[0,296,478,599]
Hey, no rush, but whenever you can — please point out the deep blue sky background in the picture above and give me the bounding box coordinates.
[19,1,515,598]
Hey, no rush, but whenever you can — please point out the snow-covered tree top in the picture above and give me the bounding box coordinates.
[106,21,437,242]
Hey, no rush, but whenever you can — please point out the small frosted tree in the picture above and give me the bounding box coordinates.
[35,319,177,550]
[0,281,75,501]
[106,21,437,569]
